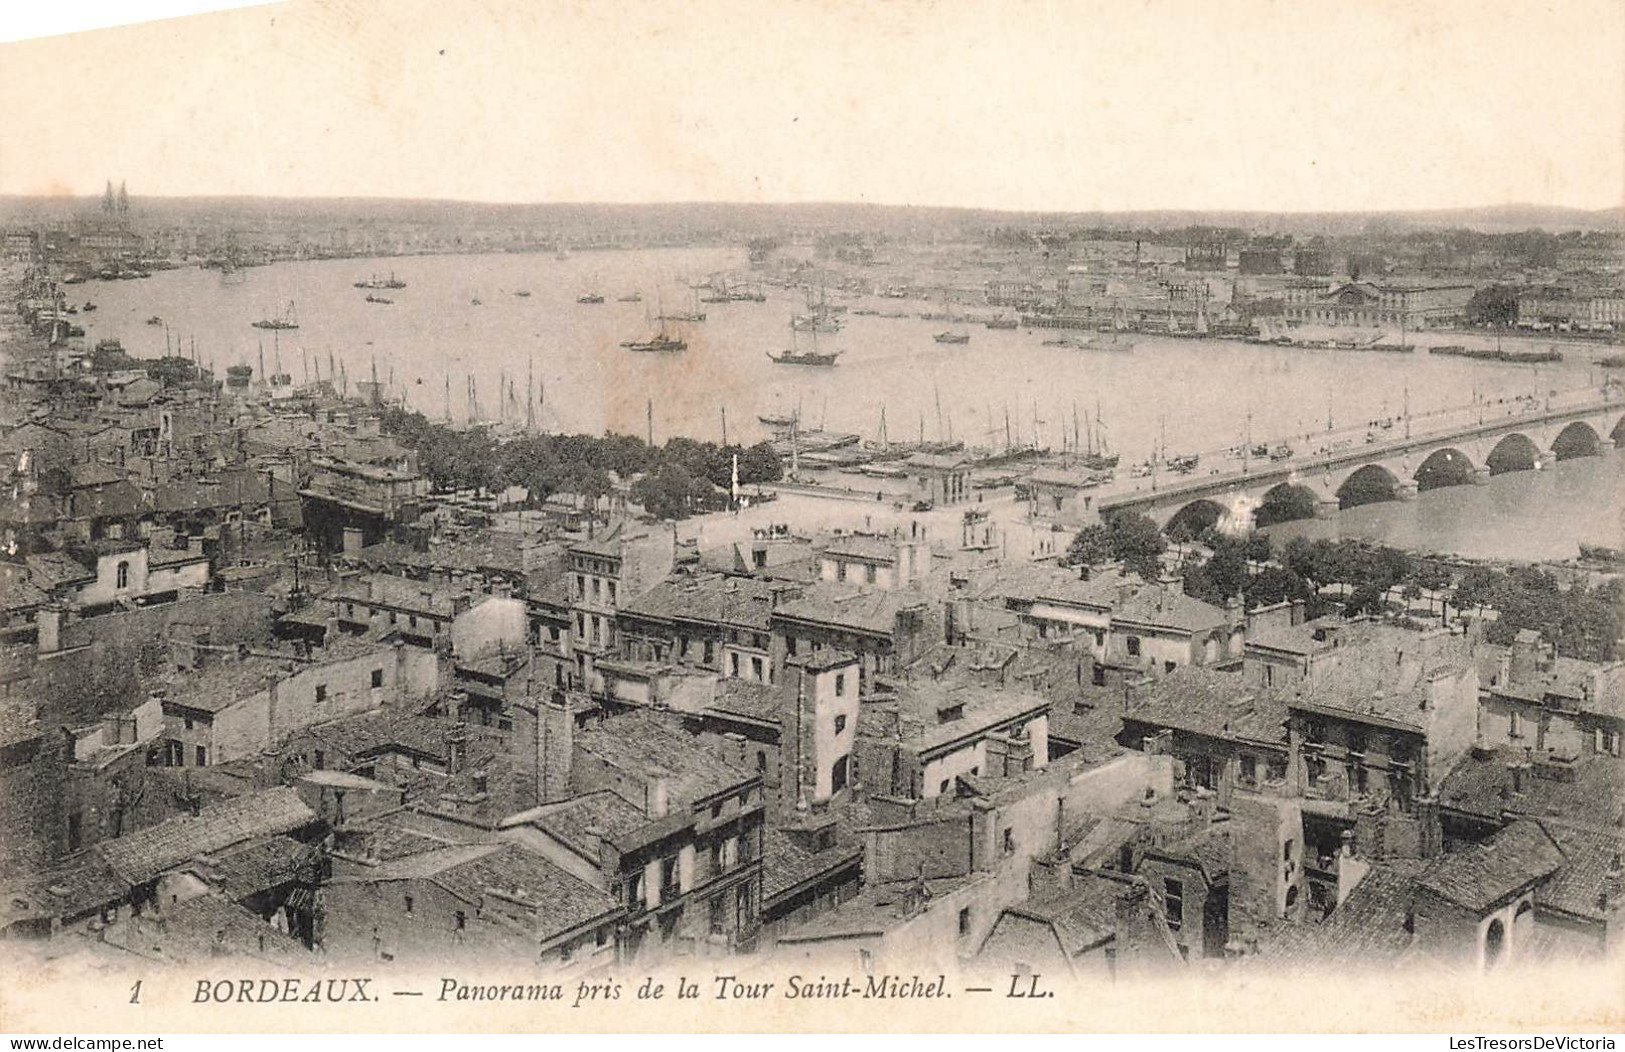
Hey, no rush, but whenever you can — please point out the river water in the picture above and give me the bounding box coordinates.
[70,248,1624,560]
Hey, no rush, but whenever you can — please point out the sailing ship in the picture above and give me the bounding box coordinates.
[791,282,843,333]
[933,291,969,344]
[984,315,1017,330]
[81,301,97,313]
[1080,402,1119,471]
[354,272,406,290]
[578,274,606,304]
[658,289,707,323]
[365,294,393,305]
[251,301,299,330]
[146,315,163,326]
[514,289,532,298]
[622,301,687,352]
[768,324,840,367]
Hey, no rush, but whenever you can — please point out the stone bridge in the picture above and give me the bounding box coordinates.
[1094,387,1625,532]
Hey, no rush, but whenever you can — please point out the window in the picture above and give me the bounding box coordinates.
[1001,827,1015,856]
[408,615,417,630]
[1240,754,1257,787]
[454,910,466,931]
[958,907,971,936]
[404,895,414,915]
[835,673,846,697]
[703,640,714,665]
[751,657,763,680]
[592,578,600,600]
[1263,664,1274,688]
[183,715,194,731]
[1163,878,1184,932]
[1092,665,1106,687]
[836,562,847,582]
[1266,756,1287,784]
[1164,661,1176,674]
[608,581,616,604]
[730,653,740,676]
[371,668,384,688]
[575,574,585,599]
[67,813,82,852]
[661,856,679,897]
[1508,711,1524,740]
[834,715,848,735]
[314,749,324,768]
[195,745,208,767]
[865,565,877,584]
[1127,637,1141,657]
[1306,720,1327,744]
[756,751,767,772]
[315,684,328,703]
[831,755,849,793]
[939,779,950,796]
[709,895,727,935]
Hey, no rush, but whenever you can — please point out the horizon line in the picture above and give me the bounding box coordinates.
[1,192,1621,220]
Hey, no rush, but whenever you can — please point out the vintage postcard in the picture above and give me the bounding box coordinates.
[0,0,1622,1036]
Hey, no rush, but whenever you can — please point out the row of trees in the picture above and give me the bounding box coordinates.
[1063,513,1619,662]
[378,408,782,519]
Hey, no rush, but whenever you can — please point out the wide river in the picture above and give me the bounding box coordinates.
[70,247,1624,559]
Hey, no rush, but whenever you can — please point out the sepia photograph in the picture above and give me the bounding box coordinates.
[0,0,1622,1038]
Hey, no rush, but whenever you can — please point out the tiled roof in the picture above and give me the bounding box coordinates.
[1123,666,1290,746]
[429,844,619,937]
[904,684,1052,757]
[1112,585,1228,635]
[0,851,130,927]
[194,836,315,900]
[97,787,317,885]
[0,572,48,612]
[298,708,461,762]
[25,550,93,590]
[159,656,287,714]
[101,893,308,962]
[620,573,778,632]
[1293,633,1475,728]
[1437,747,1625,829]
[774,582,926,636]
[1535,820,1625,922]
[1416,819,1565,911]
[762,827,862,903]
[327,572,475,618]
[1258,859,1430,967]
[1013,874,1124,955]
[535,791,651,858]
[576,710,752,805]
[706,679,781,726]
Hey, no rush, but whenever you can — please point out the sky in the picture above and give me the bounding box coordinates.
[1,0,1621,213]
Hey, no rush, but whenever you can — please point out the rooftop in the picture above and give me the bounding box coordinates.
[533,790,652,859]
[1416,819,1565,912]
[97,786,317,885]
[620,573,780,632]
[774,582,927,636]
[1123,666,1290,746]
[576,710,754,806]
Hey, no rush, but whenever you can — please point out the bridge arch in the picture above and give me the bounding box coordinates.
[1164,498,1225,541]
[1551,421,1602,460]
[1610,415,1625,447]
[1485,432,1542,476]
[1414,447,1477,492]
[1337,464,1404,508]
[1254,483,1322,527]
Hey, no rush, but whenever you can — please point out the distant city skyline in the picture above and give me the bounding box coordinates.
[1,0,1621,213]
